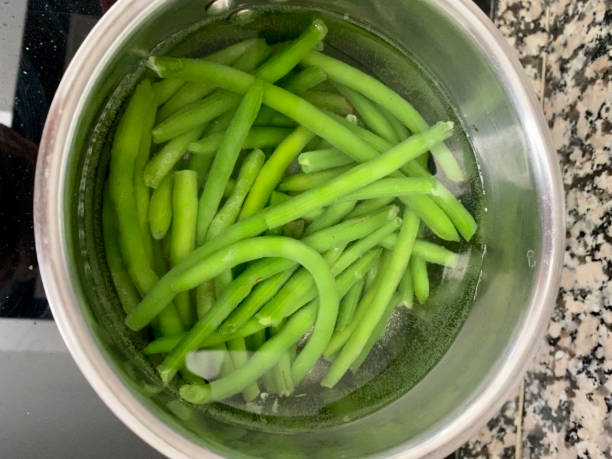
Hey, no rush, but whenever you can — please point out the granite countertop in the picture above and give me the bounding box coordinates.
[458,0,612,457]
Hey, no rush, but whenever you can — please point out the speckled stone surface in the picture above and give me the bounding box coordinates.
[456,0,612,457]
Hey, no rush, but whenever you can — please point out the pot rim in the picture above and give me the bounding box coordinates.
[34,1,564,458]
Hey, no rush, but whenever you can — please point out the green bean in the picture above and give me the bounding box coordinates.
[416,153,430,170]
[171,40,271,147]
[148,174,174,240]
[327,111,397,155]
[172,237,335,297]
[411,255,430,304]
[148,58,465,241]
[270,324,295,396]
[335,279,363,332]
[325,265,381,354]
[189,127,292,155]
[219,211,393,333]
[207,149,266,240]
[214,269,233,298]
[134,98,157,250]
[108,81,184,336]
[145,292,314,354]
[330,106,476,241]
[312,79,336,91]
[102,186,140,314]
[413,240,459,267]
[257,244,383,328]
[221,268,296,334]
[207,110,236,134]
[222,179,236,199]
[255,269,314,327]
[108,80,158,295]
[143,334,182,355]
[220,209,395,332]
[336,84,398,143]
[332,218,401,275]
[350,293,401,373]
[364,256,381,290]
[261,362,279,393]
[144,318,270,355]
[304,201,356,236]
[196,280,215,319]
[233,39,274,72]
[169,171,198,326]
[381,106,410,141]
[218,343,235,378]
[180,365,204,385]
[260,238,357,330]
[146,57,409,164]
[269,191,323,221]
[240,126,315,219]
[398,268,414,309]
[346,197,394,219]
[302,91,354,116]
[150,225,169,277]
[338,177,437,202]
[282,66,327,94]
[403,161,477,241]
[246,328,266,351]
[180,305,315,404]
[325,114,459,241]
[244,329,275,392]
[186,152,214,190]
[126,122,452,331]
[157,237,338,383]
[322,210,419,387]
[262,125,454,229]
[206,151,265,309]
[290,248,381,383]
[301,51,464,182]
[405,194,459,242]
[312,138,333,150]
[381,237,459,268]
[255,19,328,83]
[228,337,260,402]
[196,81,264,244]
[168,257,293,374]
[252,27,327,127]
[278,166,351,193]
[324,244,347,266]
[298,149,354,173]
[324,261,384,360]
[262,113,297,127]
[153,92,241,144]
[145,126,207,189]
[201,34,318,135]
[309,206,399,259]
[248,328,277,394]
[254,108,287,129]
[259,332,280,394]
[272,351,294,396]
[158,39,264,121]
[151,240,185,337]
[152,79,184,106]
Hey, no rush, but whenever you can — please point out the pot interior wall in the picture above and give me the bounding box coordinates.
[63,0,541,457]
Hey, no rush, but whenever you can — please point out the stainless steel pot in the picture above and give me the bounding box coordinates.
[34,0,564,457]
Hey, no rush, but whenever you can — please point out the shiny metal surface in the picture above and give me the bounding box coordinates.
[34,0,564,457]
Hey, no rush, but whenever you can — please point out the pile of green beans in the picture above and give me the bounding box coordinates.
[102,19,476,406]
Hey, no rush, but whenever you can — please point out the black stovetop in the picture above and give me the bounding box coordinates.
[0,0,496,320]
